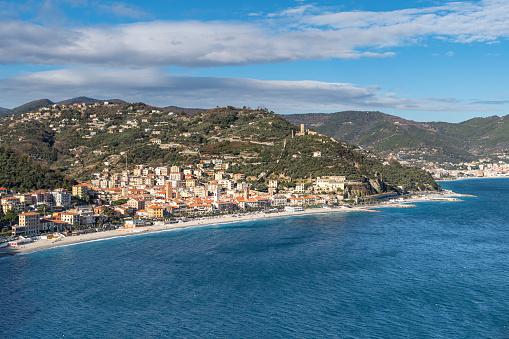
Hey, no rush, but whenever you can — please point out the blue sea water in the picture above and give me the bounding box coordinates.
[1,178,509,338]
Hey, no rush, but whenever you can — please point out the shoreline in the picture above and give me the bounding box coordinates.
[437,175,509,182]
[0,192,469,257]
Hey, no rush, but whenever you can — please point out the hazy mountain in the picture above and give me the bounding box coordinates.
[0,107,8,112]
[282,111,509,162]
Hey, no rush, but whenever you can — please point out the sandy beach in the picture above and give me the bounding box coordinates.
[0,192,465,256]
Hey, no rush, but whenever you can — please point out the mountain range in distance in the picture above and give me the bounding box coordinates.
[283,111,509,163]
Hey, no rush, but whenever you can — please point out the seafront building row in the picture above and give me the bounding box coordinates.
[1,163,374,237]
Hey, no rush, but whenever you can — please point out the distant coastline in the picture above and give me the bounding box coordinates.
[437,175,509,182]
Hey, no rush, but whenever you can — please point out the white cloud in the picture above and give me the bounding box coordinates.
[267,5,315,18]
[0,1,508,67]
[0,68,498,114]
[446,51,454,57]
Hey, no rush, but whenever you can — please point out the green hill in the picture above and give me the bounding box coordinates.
[0,147,76,192]
[0,103,439,192]
[0,99,55,118]
[283,111,509,162]
[56,97,125,105]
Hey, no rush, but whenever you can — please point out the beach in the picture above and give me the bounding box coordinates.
[0,192,464,256]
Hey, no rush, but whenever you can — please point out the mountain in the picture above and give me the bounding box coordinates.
[0,99,54,118]
[0,102,439,192]
[0,147,76,192]
[282,111,509,162]
[56,97,126,105]
[163,105,205,115]
[0,98,128,118]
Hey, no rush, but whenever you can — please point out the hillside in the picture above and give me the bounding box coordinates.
[0,99,54,118]
[0,147,76,192]
[0,103,439,191]
[163,106,205,115]
[283,111,509,162]
[56,97,125,105]
[0,107,8,112]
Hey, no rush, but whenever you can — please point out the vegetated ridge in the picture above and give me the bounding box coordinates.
[56,97,125,105]
[163,106,205,115]
[0,99,54,118]
[0,146,76,192]
[0,102,439,193]
[0,97,126,118]
[282,111,509,162]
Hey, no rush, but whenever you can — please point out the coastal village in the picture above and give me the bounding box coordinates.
[1,161,376,240]
[0,100,507,249]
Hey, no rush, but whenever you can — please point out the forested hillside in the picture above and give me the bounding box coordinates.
[0,102,439,191]
[283,111,509,162]
[0,147,76,192]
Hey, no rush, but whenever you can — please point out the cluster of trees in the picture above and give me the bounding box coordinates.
[0,147,76,192]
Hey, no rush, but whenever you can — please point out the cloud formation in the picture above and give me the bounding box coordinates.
[0,68,496,114]
[0,0,508,67]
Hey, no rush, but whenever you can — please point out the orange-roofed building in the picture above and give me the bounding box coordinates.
[147,205,163,218]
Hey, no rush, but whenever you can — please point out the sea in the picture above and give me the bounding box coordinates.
[1,178,508,338]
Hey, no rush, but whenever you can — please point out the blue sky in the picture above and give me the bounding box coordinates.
[0,0,508,122]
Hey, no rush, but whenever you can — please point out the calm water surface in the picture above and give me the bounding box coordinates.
[1,178,508,338]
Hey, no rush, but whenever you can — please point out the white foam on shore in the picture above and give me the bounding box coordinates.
[1,206,416,257]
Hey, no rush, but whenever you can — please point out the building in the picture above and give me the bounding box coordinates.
[40,218,55,232]
[165,182,173,200]
[285,206,304,212]
[233,173,245,181]
[128,198,145,211]
[147,205,163,218]
[14,212,41,236]
[1,197,24,214]
[295,183,305,193]
[270,195,288,206]
[61,212,81,226]
[52,188,72,207]
[72,183,90,200]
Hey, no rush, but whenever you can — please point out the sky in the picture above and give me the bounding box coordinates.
[0,0,508,122]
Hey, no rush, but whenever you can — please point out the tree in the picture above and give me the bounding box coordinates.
[111,199,128,206]
[37,204,49,215]
[2,209,18,227]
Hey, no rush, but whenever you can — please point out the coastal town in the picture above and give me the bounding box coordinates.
[0,161,385,241]
[0,100,507,252]
[0,154,483,253]
[385,150,509,179]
